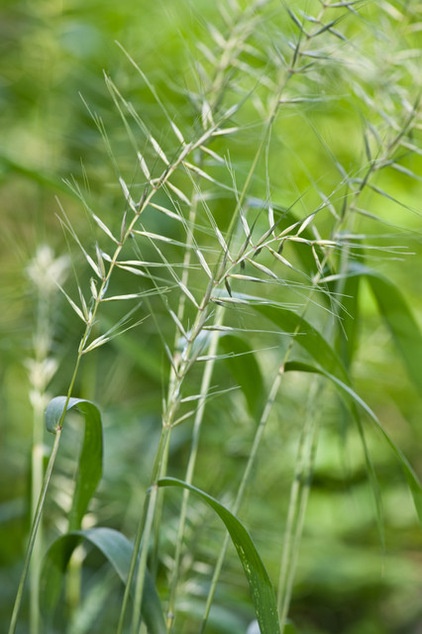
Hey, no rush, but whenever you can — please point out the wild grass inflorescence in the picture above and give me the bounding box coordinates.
[9,1,422,633]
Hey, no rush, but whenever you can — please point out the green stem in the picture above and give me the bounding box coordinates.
[167,305,224,632]
[8,429,62,634]
[132,484,159,634]
[29,437,43,634]
[277,378,321,629]
[117,426,172,634]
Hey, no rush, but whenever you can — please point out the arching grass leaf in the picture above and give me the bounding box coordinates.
[284,361,422,522]
[251,304,348,382]
[45,396,103,531]
[158,477,280,634]
[326,262,422,394]
[364,269,422,395]
[40,527,166,634]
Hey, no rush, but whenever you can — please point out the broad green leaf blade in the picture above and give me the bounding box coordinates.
[158,477,280,634]
[251,304,348,381]
[40,527,166,634]
[219,333,265,417]
[40,532,79,617]
[284,361,422,522]
[364,270,422,395]
[45,396,103,531]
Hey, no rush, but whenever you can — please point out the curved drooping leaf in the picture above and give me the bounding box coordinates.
[219,333,265,417]
[326,262,422,394]
[158,477,280,634]
[45,396,103,531]
[40,527,166,634]
[251,304,348,382]
[284,361,422,522]
[364,268,422,395]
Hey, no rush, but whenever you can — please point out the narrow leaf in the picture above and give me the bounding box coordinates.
[158,478,280,634]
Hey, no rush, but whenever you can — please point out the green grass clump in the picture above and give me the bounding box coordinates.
[3,1,422,633]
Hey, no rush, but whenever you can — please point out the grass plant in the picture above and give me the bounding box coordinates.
[4,1,422,633]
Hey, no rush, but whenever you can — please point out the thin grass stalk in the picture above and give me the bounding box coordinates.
[277,377,322,629]
[272,99,421,627]
[162,3,267,615]
[8,429,62,634]
[9,344,85,634]
[199,354,290,633]
[199,287,328,630]
[131,484,159,634]
[150,187,202,584]
[116,428,172,634]
[122,188,211,605]
[124,291,215,631]
[198,4,345,625]
[29,425,43,634]
[167,305,224,632]
[275,22,422,626]
[29,300,49,634]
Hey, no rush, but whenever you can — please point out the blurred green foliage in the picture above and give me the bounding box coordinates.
[1,1,422,633]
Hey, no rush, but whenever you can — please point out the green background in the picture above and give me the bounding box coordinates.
[1,1,422,632]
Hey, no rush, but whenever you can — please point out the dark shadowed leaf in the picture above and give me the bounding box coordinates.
[40,527,166,634]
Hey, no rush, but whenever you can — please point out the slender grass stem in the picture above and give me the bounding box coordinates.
[131,484,159,634]
[29,302,48,634]
[8,429,62,634]
[167,305,224,632]
[277,377,322,629]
